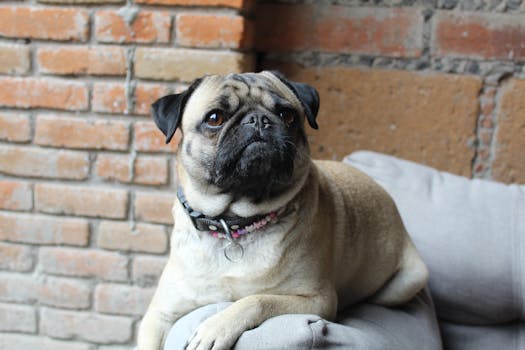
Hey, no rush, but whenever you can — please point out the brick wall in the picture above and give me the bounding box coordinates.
[0,0,524,348]
[0,0,254,348]
[258,0,525,183]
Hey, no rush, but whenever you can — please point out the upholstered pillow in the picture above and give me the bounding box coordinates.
[344,151,525,349]
[165,288,441,350]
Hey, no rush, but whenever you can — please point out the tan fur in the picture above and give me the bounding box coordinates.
[138,72,428,350]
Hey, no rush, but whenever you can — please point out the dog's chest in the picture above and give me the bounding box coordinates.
[172,229,288,302]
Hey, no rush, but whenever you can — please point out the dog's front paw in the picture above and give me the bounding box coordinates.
[186,312,244,350]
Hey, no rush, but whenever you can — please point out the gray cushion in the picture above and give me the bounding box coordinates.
[165,288,441,349]
[344,151,525,350]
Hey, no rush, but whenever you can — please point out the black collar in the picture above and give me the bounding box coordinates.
[177,187,275,234]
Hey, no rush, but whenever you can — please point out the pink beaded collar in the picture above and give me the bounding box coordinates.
[177,187,283,240]
[177,187,285,262]
[210,211,279,239]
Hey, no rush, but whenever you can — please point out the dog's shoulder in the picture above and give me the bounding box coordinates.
[312,159,396,210]
[313,159,377,190]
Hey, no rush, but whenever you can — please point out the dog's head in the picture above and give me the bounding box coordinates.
[152,71,319,201]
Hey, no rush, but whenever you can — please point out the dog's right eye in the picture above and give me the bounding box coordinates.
[278,107,297,125]
[205,111,225,127]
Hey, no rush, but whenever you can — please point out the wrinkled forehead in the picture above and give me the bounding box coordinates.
[181,72,302,129]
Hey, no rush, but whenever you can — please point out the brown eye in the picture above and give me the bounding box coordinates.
[205,111,225,127]
[278,108,296,125]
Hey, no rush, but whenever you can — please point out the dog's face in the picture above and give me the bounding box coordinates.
[151,71,319,201]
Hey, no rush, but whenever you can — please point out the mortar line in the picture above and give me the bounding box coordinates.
[472,79,493,179]
[471,74,510,179]
[124,46,137,115]
[485,76,510,180]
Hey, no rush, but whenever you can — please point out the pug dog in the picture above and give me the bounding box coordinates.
[137,71,428,350]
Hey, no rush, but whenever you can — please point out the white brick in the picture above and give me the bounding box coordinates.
[0,273,91,309]
[0,333,91,350]
[40,308,133,344]
[95,284,154,316]
[0,303,36,332]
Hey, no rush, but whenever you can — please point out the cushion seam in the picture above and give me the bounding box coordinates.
[512,193,523,320]
[513,194,524,350]
[308,320,316,350]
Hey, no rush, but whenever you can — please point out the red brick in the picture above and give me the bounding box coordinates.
[256,5,423,57]
[0,243,33,272]
[135,0,248,9]
[92,83,128,114]
[95,10,171,44]
[433,12,525,60]
[134,191,174,224]
[37,46,126,76]
[0,303,36,333]
[134,83,170,115]
[479,130,492,145]
[35,115,129,151]
[135,156,169,185]
[95,284,154,316]
[95,154,131,183]
[132,255,167,286]
[134,121,180,153]
[35,183,128,219]
[265,64,482,176]
[493,79,525,183]
[0,212,89,246]
[134,48,255,81]
[0,334,90,350]
[0,112,31,142]
[176,13,254,49]
[39,247,128,281]
[0,180,32,211]
[40,308,133,344]
[37,277,91,309]
[480,116,494,129]
[0,78,88,111]
[97,221,168,253]
[477,147,491,162]
[0,145,89,180]
[0,7,89,41]
[481,101,495,119]
[38,0,124,3]
[0,44,31,74]
[0,274,91,309]
[95,154,169,185]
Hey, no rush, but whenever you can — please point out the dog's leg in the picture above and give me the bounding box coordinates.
[371,240,429,306]
[186,286,337,350]
[138,306,180,350]
[137,263,194,350]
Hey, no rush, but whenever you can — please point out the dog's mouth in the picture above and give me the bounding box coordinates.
[228,138,279,175]
[232,134,274,161]
[242,139,268,153]
[212,134,295,200]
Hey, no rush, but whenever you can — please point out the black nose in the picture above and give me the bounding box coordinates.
[241,112,272,131]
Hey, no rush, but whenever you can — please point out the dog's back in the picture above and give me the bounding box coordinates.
[312,160,428,308]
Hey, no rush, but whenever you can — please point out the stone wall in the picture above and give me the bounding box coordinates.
[0,0,254,348]
[257,0,525,183]
[0,0,524,349]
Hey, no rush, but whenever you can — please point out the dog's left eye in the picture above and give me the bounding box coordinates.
[205,111,225,127]
[278,108,296,125]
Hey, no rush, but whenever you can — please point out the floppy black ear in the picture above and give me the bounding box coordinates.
[269,71,320,129]
[151,78,202,144]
